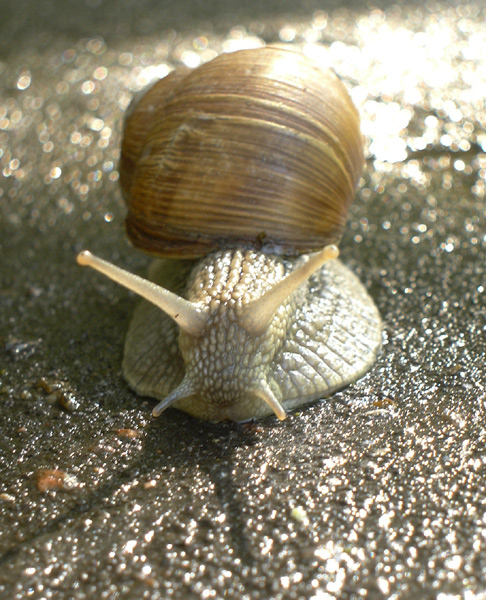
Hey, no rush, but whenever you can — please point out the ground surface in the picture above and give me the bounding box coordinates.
[1,1,486,598]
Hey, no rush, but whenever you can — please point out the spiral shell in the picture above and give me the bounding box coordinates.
[120,46,364,258]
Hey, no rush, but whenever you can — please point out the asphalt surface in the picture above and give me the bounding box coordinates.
[1,1,486,598]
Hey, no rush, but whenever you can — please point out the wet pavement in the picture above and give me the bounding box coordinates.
[1,1,486,598]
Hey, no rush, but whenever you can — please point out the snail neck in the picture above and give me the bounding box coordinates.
[179,245,339,336]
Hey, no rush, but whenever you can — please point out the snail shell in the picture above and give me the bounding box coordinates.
[120,46,364,257]
[77,47,381,422]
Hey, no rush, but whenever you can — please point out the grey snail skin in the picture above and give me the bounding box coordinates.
[77,47,382,422]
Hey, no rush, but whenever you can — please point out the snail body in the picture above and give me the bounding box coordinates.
[77,47,382,422]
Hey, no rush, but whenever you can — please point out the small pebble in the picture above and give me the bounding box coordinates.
[290,506,309,523]
[36,469,79,492]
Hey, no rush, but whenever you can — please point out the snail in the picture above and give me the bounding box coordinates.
[77,46,382,422]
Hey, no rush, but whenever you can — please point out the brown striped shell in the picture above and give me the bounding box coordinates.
[120,46,364,258]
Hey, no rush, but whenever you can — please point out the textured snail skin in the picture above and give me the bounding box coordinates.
[122,249,382,422]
